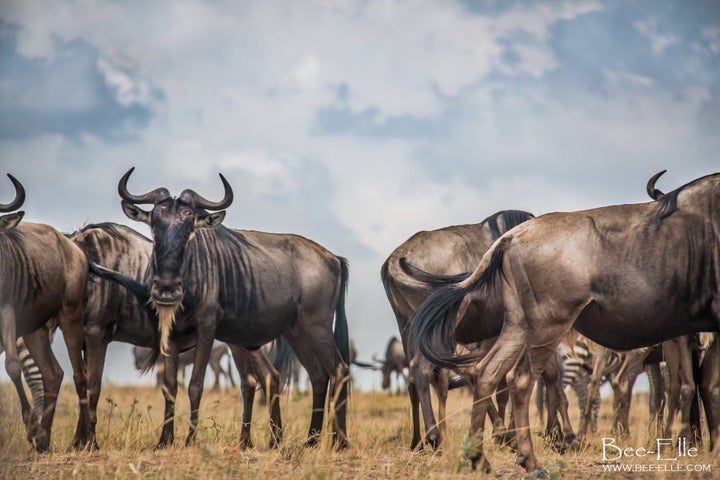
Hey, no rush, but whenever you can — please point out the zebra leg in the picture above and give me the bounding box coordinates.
[21,325,63,453]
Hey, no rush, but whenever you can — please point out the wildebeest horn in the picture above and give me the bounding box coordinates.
[646,170,667,200]
[118,167,171,205]
[178,173,233,211]
[0,174,26,212]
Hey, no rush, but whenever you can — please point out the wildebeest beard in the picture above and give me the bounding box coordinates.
[151,300,182,356]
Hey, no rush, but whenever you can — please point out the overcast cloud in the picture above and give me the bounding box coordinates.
[1,0,719,390]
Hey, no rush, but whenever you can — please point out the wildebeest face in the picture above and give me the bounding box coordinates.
[118,167,232,355]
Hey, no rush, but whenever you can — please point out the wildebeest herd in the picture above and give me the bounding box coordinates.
[1,168,719,477]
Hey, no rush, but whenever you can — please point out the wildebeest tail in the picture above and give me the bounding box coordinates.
[410,237,509,370]
[334,257,350,365]
[267,336,298,392]
[88,258,160,371]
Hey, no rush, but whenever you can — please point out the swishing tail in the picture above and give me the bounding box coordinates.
[334,257,351,365]
[88,259,159,372]
[410,237,509,370]
[448,374,467,390]
[381,255,469,301]
[267,336,298,392]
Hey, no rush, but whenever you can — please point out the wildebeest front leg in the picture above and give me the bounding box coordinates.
[186,329,215,446]
[700,336,720,450]
[80,326,108,450]
[229,346,257,449]
[157,344,179,449]
[407,381,423,449]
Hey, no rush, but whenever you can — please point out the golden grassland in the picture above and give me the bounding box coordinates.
[0,382,717,479]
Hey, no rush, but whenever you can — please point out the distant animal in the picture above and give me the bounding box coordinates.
[0,174,91,452]
[412,171,720,475]
[133,342,235,391]
[375,336,407,393]
[93,168,350,449]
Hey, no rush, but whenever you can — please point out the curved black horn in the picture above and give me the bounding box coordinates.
[178,173,233,211]
[646,170,667,200]
[0,174,26,212]
[118,167,171,205]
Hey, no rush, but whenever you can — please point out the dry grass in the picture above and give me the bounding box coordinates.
[0,383,717,479]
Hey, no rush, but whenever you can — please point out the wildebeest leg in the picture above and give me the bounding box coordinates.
[209,355,222,392]
[229,346,258,449]
[407,381,423,449]
[157,344,179,448]
[541,355,577,451]
[646,362,665,435]
[700,336,720,450]
[579,349,611,439]
[432,367,449,449]
[535,376,545,428]
[510,339,564,475]
[283,332,332,447]
[610,353,642,437]
[81,326,108,450]
[466,326,526,473]
[18,327,61,452]
[1,310,35,450]
[496,376,509,425]
[56,301,92,450]
[410,354,443,449]
[186,330,215,446]
[670,337,696,444]
[664,339,680,438]
[230,345,283,449]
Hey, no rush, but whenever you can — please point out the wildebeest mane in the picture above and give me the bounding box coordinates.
[653,172,720,222]
[411,241,507,370]
[484,210,535,240]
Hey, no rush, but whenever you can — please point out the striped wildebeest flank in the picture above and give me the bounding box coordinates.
[133,342,235,390]
[381,210,535,449]
[106,167,350,449]
[0,174,91,452]
[411,172,720,477]
[75,223,283,450]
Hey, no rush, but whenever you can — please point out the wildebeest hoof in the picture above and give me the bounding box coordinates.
[525,468,550,479]
[305,434,320,448]
[425,433,440,450]
[334,437,350,450]
[470,455,491,473]
[239,437,254,450]
[516,456,526,467]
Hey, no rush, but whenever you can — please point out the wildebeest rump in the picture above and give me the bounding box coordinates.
[0,174,90,451]
[411,172,720,475]
[108,167,350,448]
[77,223,283,449]
[381,210,534,449]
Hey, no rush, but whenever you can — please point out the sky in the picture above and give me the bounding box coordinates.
[0,0,719,394]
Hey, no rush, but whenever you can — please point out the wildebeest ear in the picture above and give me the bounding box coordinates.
[0,211,24,232]
[196,211,226,229]
[121,200,151,225]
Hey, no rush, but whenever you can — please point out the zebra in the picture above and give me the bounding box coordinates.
[536,339,610,433]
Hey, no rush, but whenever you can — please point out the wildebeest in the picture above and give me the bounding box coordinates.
[0,174,91,451]
[377,336,408,393]
[101,167,350,448]
[75,222,283,449]
[133,342,235,390]
[381,210,535,449]
[412,172,720,476]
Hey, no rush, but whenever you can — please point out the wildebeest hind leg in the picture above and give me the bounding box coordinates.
[467,325,526,473]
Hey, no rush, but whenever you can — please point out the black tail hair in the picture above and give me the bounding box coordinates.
[334,257,350,365]
[399,258,471,287]
[448,374,467,390]
[87,258,159,372]
[267,336,299,392]
[410,243,506,370]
